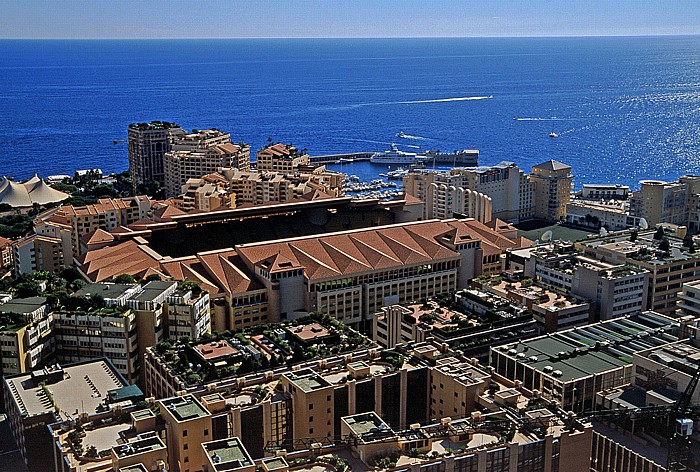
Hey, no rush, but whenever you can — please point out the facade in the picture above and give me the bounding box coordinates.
[403,162,533,223]
[677,279,700,319]
[489,311,679,412]
[529,160,573,221]
[164,129,251,198]
[0,299,54,376]
[128,121,185,189]
[27,196,154,264]
[581,183,631,200]
[13,233,65,274]
[0,235,13,272]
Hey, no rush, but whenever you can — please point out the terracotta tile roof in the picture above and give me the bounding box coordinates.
[236,220,472,282]
[79,240,162,282]
[152,204,187,221]
[80,228,115,245]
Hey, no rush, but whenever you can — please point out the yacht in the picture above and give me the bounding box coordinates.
[396,131,407,138]
[370,144,425,165]
[549,132,558,138]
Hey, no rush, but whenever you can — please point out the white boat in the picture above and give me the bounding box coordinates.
[386,168,409,179]
[396,131,407,138]
[370,144,425,165]
[549,132,558,138]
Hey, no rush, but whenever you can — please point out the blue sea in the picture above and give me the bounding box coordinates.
[1,37,700,188]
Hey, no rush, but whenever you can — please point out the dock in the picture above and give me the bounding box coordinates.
[309,152,374,165]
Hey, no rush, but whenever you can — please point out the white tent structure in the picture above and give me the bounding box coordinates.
[0,175,69,207]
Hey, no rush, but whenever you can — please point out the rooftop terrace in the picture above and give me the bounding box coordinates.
[113,435,165,459]
[285,369,332,393]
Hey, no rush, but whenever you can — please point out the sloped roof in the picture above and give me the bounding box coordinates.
[80,228,115,246]
[533,160,570,171]
[79,239,163,282]
[235,220,468,282]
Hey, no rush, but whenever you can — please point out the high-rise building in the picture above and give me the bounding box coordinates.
[530,160,573,221]
[163,129,251,198]
[128,121,185,191]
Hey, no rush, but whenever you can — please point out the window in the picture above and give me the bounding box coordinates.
[309,403,314,410]
[309,428,314,434]
[183,430,187,437]
[309,416,314,422]
[184,456,189,463]
[183,444,188,450]
[204,429,209,436]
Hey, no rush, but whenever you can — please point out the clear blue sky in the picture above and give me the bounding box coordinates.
[2,0,699,39]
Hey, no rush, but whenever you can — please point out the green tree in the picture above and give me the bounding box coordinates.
[113,274,135,284]
[654,226,665,240]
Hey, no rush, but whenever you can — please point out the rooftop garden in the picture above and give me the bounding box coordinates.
[154,312,373,386]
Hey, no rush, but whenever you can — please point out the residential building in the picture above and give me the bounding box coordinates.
[3,360,142,472]
[489,311,680,412]
[13,233,65,274]
[677,279,700,319]
[529,160,573,221]
[53,306,140,383]
[202,437,254,472]
[630,179,688,227]
[128,121,185,190]
[255,143,310,173]
[516,243,649,321]
[0,298,54,376]
[403,162,533,223]
[0,236,13,272]
[577,230,700,316]
[164,129,251,198]
[163,285,211,341]
[29,196,154,260]
[160,395,213,472]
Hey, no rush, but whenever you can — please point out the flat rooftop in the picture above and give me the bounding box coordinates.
[194,340,240,361]
[343,411,394,438]
[288,322,330,341]
[0,296,46,315]
[129,280,176,302]
[203,437,254,470]
[161,396,210,422]
[74,283,136,300]
[285,368,332,393]
[113,436,165,459]
[118,465,149,472]
[262,457,288,470]
[494,312,678,382]
[4,359,127,419]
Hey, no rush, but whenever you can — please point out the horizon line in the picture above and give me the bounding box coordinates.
[2,33,699,41]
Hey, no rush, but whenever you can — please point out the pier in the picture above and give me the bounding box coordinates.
[309,152,374,165]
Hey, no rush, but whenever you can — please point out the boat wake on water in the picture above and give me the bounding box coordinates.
[340,137,422,149]
[513,117,564,121]
[396,131,430,140]
[395,95,493,104]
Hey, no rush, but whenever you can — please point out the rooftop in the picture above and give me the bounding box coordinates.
[0,296,47,315]
[4,359,128,419]
[74,283,137,301]
[203,437,254,470]
[118,465,150,472]
[194,340,240,361]
[493,311,679,382]
[160,395,210,422]
[285,369,332,393]
[129,280,177,302]
[343,411,394,440]
[287,322,331,341]
[113,436,165,459]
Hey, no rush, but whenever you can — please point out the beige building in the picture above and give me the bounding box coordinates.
[160,395,213,472]
[128,121,186,189]
[530,160,572,221]
[630,179,688,227]
[13,233,66,274]
[164,129,251,198]
[256,143,310,173]
[404,162,532,223]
